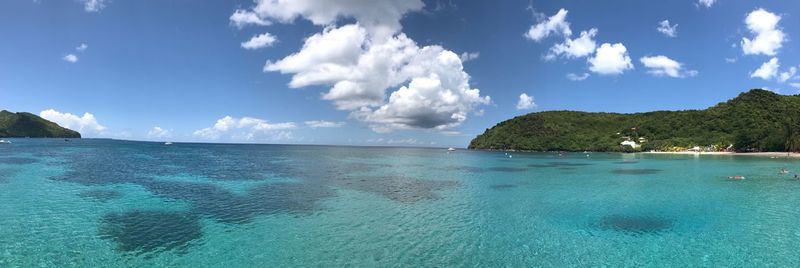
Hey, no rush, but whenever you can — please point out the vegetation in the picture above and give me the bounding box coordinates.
[0,110,81,138]
[469,89,800,152]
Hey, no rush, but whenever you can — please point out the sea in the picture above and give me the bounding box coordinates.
[1,138,799,267]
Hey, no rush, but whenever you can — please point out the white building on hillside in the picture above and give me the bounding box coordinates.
[620,140,640,149]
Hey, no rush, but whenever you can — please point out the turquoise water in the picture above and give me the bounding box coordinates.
[2,139,800,266]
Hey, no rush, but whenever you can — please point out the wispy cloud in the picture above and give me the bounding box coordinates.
[241,33,277,50]
[81,0,106,12]
[193,116,296,141]
[657,20,677,37]
[305,120,345,129]
[63,54,78,63]
[640,55,697,78]
[147,127,173,139]
[566,72,590,81]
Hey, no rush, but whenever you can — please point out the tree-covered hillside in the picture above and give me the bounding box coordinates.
[0,110,81,138]
[469,89,800,152]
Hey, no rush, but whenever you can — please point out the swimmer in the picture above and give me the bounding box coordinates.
[728,175,745,180]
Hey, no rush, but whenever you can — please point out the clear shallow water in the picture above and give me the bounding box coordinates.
[2,139,800,266]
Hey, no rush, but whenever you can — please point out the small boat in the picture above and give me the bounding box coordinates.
[447,147,456,151]
[164,142,173,145]
[0,139,10,144]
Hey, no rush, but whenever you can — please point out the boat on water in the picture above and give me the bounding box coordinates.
[0,139,11,144]
[164,142,173,145]
[447,147,456,151]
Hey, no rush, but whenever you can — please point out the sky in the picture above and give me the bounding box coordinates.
[1,0,799,148]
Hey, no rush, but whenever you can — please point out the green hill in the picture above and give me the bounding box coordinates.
[468,89,800,152]
[0,110,81,138]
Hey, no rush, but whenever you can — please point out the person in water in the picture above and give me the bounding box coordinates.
[728,175,745,180]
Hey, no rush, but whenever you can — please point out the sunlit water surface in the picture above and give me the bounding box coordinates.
[2,139,800,266]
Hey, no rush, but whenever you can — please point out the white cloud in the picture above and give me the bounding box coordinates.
[697,0,715,8]
[741,8,785,56]
[547,28,597,59]
[524,9,596,60]
[147,127,172,139]
[386,138,419,144]
[366,137,384,143]
[516,93,536,110]
[566,73,589,81]
[778,66,797,83]
[262,25,488,131]
[230,0,424,39]
[76,43,88,52]
[790,83,800,89]
[439,130,462,136]
[63,54,78,63]
[761,87,780,93]
[39,109,106,136]
[524,8,571,42]
[81,0,106,12]
[366,137,428,145]
[750,57,779,80]
[459,52,480,62]
[235,0,489,133]
[349,55,492,131]
[241,33,278,50]
[725,57,737,63]
[588,43,633,75]
[639,55,697,78]
[525,8,631,78]
[305,120,345,128]
[193,116,296,141]
[230,9,271,28]
[657,20,677,37]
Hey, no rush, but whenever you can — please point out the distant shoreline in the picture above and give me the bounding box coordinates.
[470,148,800,158]
[642,151,800,158]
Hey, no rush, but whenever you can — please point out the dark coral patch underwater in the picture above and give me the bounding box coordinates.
[99,211,202,255]
[48,143,464,255]
[610,168,662,175]
[489,184,517,190]
[337,176,460,203]
[79,189,122,202]
[0,157,39,165]
[596,214,674,235]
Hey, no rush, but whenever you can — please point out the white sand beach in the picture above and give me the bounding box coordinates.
[642,151,800,158]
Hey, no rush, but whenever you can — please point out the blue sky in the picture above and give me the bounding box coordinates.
[1,0,798,147]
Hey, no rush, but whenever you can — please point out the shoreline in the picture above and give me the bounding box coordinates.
[642,151,800,158]
[470,148,800,158]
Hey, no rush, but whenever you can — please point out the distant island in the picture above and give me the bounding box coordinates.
[0,110,81,138]
[469,89,800,152]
